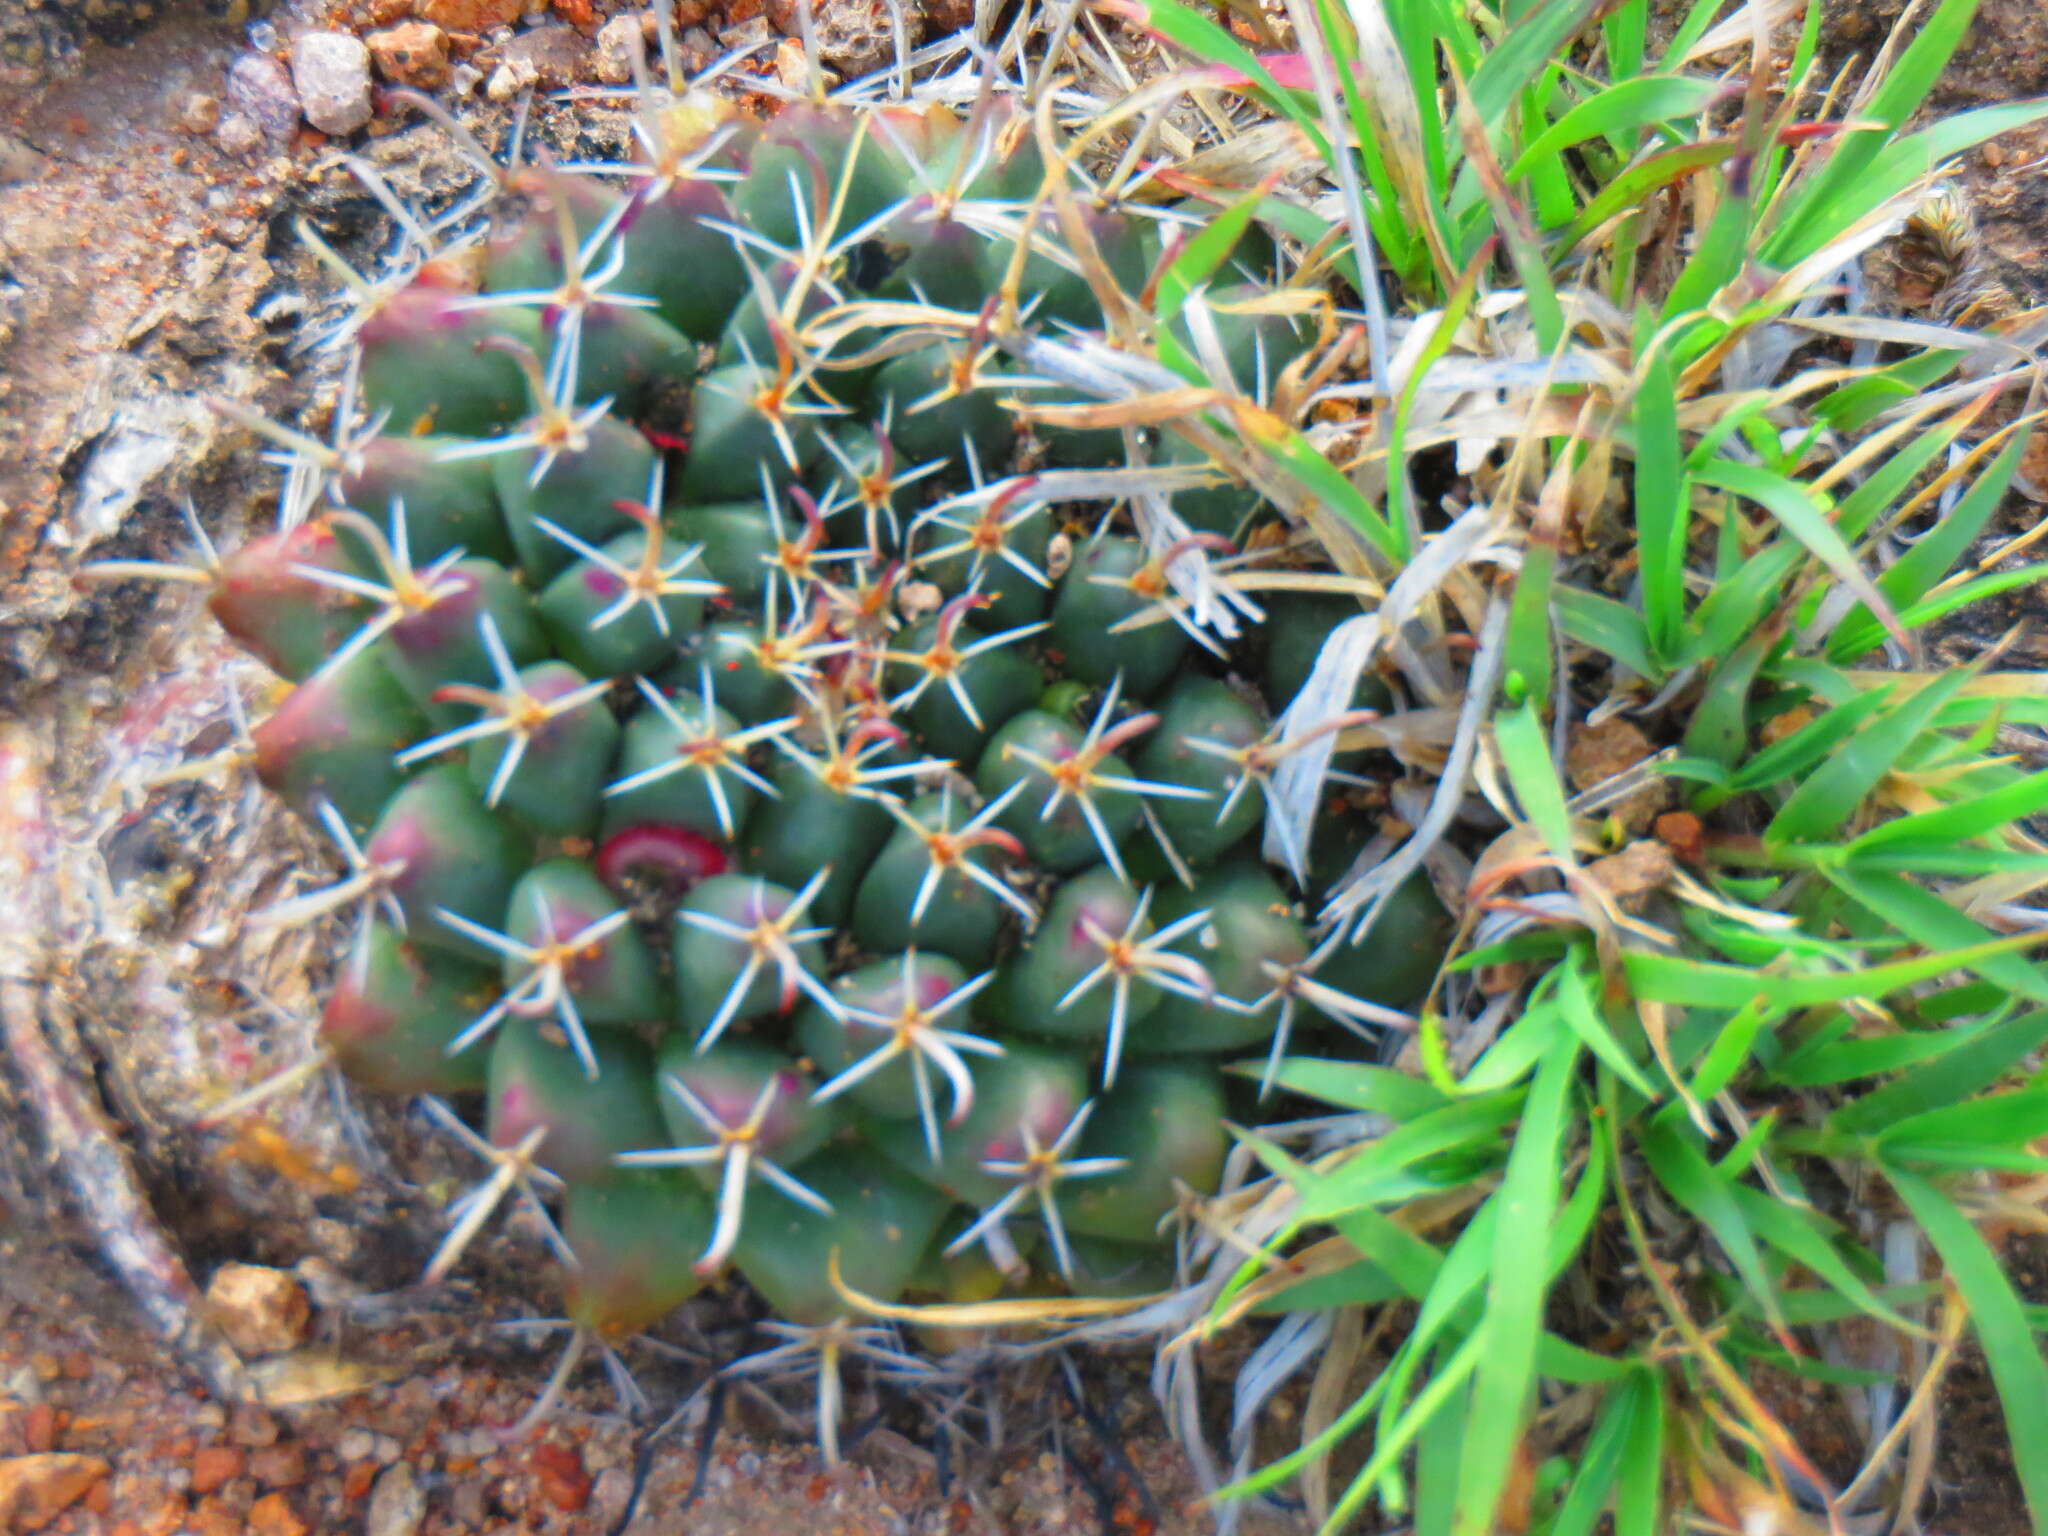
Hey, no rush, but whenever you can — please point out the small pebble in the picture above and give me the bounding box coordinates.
[484,55,537,101]
[189,1447,243,1497]
[366,1462,426,1536]
[291,31,374,136]
[206,1265,310,1359]
[588,1466,633,1528]
[449,1477,489,1526]
[0,133,45,188]
[248,1443,307,1487]
[214,112,264,156]
[337,1430,377,1464]
[367,22,451,90]
[419,0,527,31]
[225,50,300,142]
[0,1453,108,1531]
[248,1489,308,1536]
[171,92,220,135]
[593,13,644,83]
[228,1405,279,1449]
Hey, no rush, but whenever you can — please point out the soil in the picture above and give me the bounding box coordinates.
[4,1,2048,1534]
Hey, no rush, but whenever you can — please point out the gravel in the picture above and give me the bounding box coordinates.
[290,31,374,137]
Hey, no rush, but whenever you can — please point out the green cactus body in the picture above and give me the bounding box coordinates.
[322,922,494,1095]
[1137,864,1304,1053]
[1049,535,1187,696]
[465,665,613,834]
[1311,872,1455,1014]
[495,859,667,1033]
[615,177,751,343]
[977,709,1139,873]
[380,558,547,726]
[1135,677,1266,866]
[358,284,542,438]
[672,873,832,1043]
[363,765,533,960]
[250,645,425,832]
[744,756,895,928]
[734,1156,949,1326]
[1063,1060,1226,1238]
[678,363,823,502]
[536,524,712,678]
[336,438,510,567]
[204,93,1456,1362]
[207,518,368,682]
[498,414,658,585]
[851,790,1024,966]
[562,1171,715,1335]
[487,1017,666,1184]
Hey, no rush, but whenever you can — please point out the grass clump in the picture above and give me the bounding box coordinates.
[1051,0,2048,1530]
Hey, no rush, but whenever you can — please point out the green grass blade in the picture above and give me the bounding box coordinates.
[1762,0,1985,261]
[1466,0,1603,126]
[1239,1057,1449,1118]
[1293,1094,1525,1221]
[1154,176,1281,328]
[1694,459,1905,656]
[1326,1334,1486,1533]
[1877,1088,2048,1167]
[1556,951,1662,1101]
[1730,1187,1924,1335]
[1639,1113,1790,1341]
[1554,584,1658,678]
[1829,1007,2048,1134]
[1826,866,2048,1003]
[1612,1364,1664,1536]
[1850,765,2048,851]
[1886,1169,2048,1532]
[1767,669,1972,845]
[1712,684,1896,797]
[1868,423,2031,605]
[1633,337,1688,660]
[1771,97,2048,267]
[1623,933,2048,1011]
[1769,1017,1998,1088]
[1452,1043,1579,1536]
[1496,700,1575,866]
[1331,1206,1448,1299]
[1546,1371,1649,1536]
[1507,75,1726,181]
[1563,141,1737,252]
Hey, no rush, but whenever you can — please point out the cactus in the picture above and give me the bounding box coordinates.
[189,65,1458,1454]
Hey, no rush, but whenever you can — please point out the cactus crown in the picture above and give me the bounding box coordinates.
[174,29,1457,1460]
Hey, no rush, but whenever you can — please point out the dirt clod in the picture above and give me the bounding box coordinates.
[1565,714,1669,831]
[171,90,222,134]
